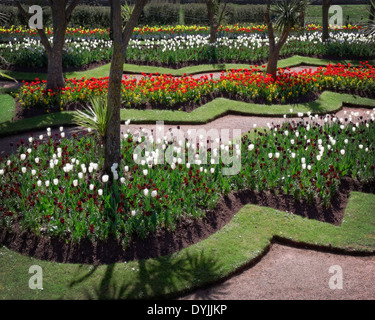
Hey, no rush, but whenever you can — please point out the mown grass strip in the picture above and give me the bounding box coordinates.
[1,56,374,82]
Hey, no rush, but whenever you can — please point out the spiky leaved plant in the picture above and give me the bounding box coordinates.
[73,96,112,145]
[364,0,375,36]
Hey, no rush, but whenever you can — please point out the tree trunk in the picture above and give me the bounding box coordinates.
[266,46,280,79]
[104,0,148,175]
[104,51,123,174]
[322,0,331,42]
[46,50,65,90]
[209,21,217,43]
[299,10,305,28]
[109,0,114,40]
[13,0,80,91]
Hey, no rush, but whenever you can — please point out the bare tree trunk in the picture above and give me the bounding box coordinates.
[104,50,123,173]
[299,10,305,28]
[47,50,65,90]
[14,0,80,91]
[209,20,217,43]
[322,0,331,42]
[266,46,280,79]
[206,0,226,44]
[104,0,148,175]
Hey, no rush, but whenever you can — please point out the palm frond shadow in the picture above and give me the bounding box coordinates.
[68,249,225,300]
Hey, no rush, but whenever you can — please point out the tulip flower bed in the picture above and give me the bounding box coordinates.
[0,112,374,245]
[16,62,375,113]
[0,24,363,41]
[1,26,373,70]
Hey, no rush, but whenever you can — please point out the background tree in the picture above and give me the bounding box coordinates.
[265,0,308,79]
[205,0,227,44]
[322,0,331,42]
[14,0,81,90]
[104,0,147,175]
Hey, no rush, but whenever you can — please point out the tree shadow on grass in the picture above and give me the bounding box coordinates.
[67,248,227,300]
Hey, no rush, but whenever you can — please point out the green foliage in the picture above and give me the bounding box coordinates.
[121,1,134,28]
[271,0,309,32]
[140,2,180,26]
[364,0,375,36]
[182,3,208,25]
[73,96,112,140]
[69,5,111,29]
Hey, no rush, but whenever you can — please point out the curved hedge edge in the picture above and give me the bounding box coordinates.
[1,91,375,138]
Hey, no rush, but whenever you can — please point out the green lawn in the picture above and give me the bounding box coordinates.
[0,191,374,300]
[2,56,374,82]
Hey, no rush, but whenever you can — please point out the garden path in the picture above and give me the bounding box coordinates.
[179,243,375,300]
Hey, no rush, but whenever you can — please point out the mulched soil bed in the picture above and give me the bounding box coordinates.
[0,176,373,265]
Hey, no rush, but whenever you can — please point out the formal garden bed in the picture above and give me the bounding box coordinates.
[10,62,375,121]
[1,0,375,298]
[1,109,374,263]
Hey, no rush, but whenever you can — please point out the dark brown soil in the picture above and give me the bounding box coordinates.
[0,176,373,265]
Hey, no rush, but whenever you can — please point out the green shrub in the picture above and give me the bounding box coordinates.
[182,3,208,25]
[140,3,180,26]
[69,5,110,29]
[0,3,267,29]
